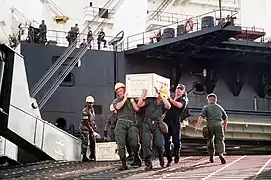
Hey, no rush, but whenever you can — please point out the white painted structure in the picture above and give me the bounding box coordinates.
[0,0,270,45]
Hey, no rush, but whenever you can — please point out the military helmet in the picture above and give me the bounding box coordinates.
[114,82,125,91]
[86,96,95,103]
[159,86,169,98]
[109,104,115,111]
[207,93,217,99]
[159,121,168,133]
[202,126,209,138]
[176,84,186,90]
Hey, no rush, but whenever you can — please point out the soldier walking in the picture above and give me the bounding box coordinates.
[104,104,134,159]
[195,93,227,164]
[137,87,171,170]
[113,82,142,170]
[79,96,96,162]
[164,84,188,167]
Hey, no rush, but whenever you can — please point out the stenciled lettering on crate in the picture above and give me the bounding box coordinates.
[95,142,120,161]
[126,73,170,98]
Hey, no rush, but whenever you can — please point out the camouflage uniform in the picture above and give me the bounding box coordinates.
[79,106,96,160]
[113,97,141,170]
[142,98,166,169]
[200,102,227,163]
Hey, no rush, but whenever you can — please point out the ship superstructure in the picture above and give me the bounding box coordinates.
[0,0,243,45]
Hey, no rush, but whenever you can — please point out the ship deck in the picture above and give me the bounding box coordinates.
[125,25,241,57]
[125,25,271,63]
[1,155,270,179]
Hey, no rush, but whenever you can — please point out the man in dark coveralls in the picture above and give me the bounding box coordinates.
[195,93,227,164]
[164,84,188,167]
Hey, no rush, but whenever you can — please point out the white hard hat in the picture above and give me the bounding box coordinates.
[86,96,95,103]
[109,104,115,111]
[114,82,125,91]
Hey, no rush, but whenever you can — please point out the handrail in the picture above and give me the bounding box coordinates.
[37,0,124,108]
[147,10,193,23]
[189,108,271,116]
[30,0,115,98]
[18,26,116,49]
[148,0,174,21]
[125,9,239,50]
[84,6,115,18]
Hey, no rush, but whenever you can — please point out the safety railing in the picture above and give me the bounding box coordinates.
[188,95,271,113]
[18,26,116,51]
[125,9,239,50]
[236,25,266,42]
[84,6,115,20]
[147,10,193,24]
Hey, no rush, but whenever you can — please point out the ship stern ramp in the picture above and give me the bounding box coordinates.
[181,108,271,143]
[0,44,81,163]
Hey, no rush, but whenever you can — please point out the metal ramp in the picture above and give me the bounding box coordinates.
[0,44,81,163]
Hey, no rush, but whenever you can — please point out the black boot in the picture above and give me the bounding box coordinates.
[158,152,165,168]
[119,158,129,170]
[89,153,95,161]
[144,158,153,170]
[174,149,180,163]
[219,154,226,164]
[209,153,214,163]
[82,155,91,162]
[130,154,142,167]
[166,151,173,167]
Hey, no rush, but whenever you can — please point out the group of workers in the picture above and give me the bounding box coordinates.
[79,82,228,170]
[67,26,107,50]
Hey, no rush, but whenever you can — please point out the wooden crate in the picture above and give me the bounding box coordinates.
[95,142,120,161]
[126,73,170,98]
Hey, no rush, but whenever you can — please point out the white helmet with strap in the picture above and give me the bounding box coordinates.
[114,82,125,91]
[86,96,95,103]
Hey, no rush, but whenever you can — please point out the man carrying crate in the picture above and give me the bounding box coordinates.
[137,87,171,170]
[113,82,142,170]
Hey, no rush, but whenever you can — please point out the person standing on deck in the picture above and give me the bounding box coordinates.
[79,96,96,162]
[195,93,227,164]
[164,84,188,167]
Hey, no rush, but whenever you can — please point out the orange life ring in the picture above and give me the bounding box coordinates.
[185,19,194,32]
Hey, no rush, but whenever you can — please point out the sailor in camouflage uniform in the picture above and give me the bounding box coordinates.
[79,96,96,162]
[195,93,227,164]
[113,82,142,170]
